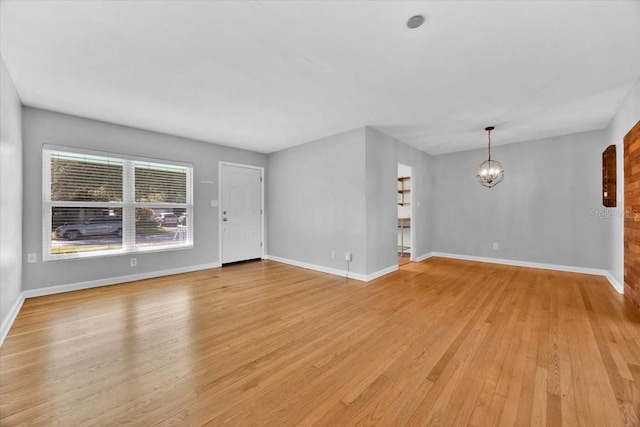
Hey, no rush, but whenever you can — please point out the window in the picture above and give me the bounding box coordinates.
[43,147,193,261]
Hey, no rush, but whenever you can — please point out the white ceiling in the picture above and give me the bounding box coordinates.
[1,1,639,155]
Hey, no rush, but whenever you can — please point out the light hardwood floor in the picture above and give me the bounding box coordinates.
[1,258,639,426]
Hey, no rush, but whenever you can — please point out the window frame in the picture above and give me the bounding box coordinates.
[43,145,193,261]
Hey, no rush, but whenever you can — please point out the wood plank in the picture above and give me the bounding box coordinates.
[1,258,640,425]
[626,120,640,309]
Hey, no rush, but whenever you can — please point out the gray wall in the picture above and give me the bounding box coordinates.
[0,56,23,329]
[431,130,609,269]
[365,127,433,274]
[22,108,266,291]
[606,77,640,285]
[266,127,368,275]
[266,126,434,277]
[12,95,627,301]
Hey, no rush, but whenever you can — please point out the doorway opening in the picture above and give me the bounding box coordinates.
[398,163,413,265]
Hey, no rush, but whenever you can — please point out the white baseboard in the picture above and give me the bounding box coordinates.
[429,252,622,294]
[414,252,435,262]
[22,262,222,299]
[1,262,222,348]
[366,265,399,281]
[0,292,25,347]
[430,252,606,275]
[265,255,398,282]
[605,272,624,294]
[265,254,365,281]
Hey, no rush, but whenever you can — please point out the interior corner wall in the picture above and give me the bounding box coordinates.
[364,127,433,274]
[266,127,367,275]
[606,77,640,287]
[0,56,23,331]
[431,130,609,270]
[21,107,266,292]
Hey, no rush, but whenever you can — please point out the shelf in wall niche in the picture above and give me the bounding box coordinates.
[397,217,411,226]
[398,176,410,205]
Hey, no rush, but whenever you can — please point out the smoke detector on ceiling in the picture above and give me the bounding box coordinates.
[407,15,425,29]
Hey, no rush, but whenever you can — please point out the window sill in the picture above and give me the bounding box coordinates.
[43,242,194,262]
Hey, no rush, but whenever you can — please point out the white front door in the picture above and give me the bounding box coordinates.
[221,163,263,264]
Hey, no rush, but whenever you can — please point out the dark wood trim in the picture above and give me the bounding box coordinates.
[624,120,640,309]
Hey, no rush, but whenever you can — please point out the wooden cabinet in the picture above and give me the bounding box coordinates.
[602,144,616,207]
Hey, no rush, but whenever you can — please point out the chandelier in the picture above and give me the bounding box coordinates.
[476,126,504,188]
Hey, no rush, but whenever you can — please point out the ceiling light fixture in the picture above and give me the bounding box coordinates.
[407,15,424,29]
[476,126,504,188]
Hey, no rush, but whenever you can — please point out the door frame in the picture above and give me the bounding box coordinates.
[218,161,265,264]
[398,162,417,262]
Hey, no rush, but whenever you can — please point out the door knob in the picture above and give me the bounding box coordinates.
[223,218,228,222]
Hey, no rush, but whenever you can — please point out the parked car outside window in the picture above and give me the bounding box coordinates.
[55,217,122,240]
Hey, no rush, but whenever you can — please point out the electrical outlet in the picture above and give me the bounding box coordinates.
[27,253,37,264]
[331,250,336,259]
[493,243,499,250]
[344,252,352,262]
[130,258,137,267]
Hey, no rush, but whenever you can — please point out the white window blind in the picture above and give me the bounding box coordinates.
[43,147,193,261]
